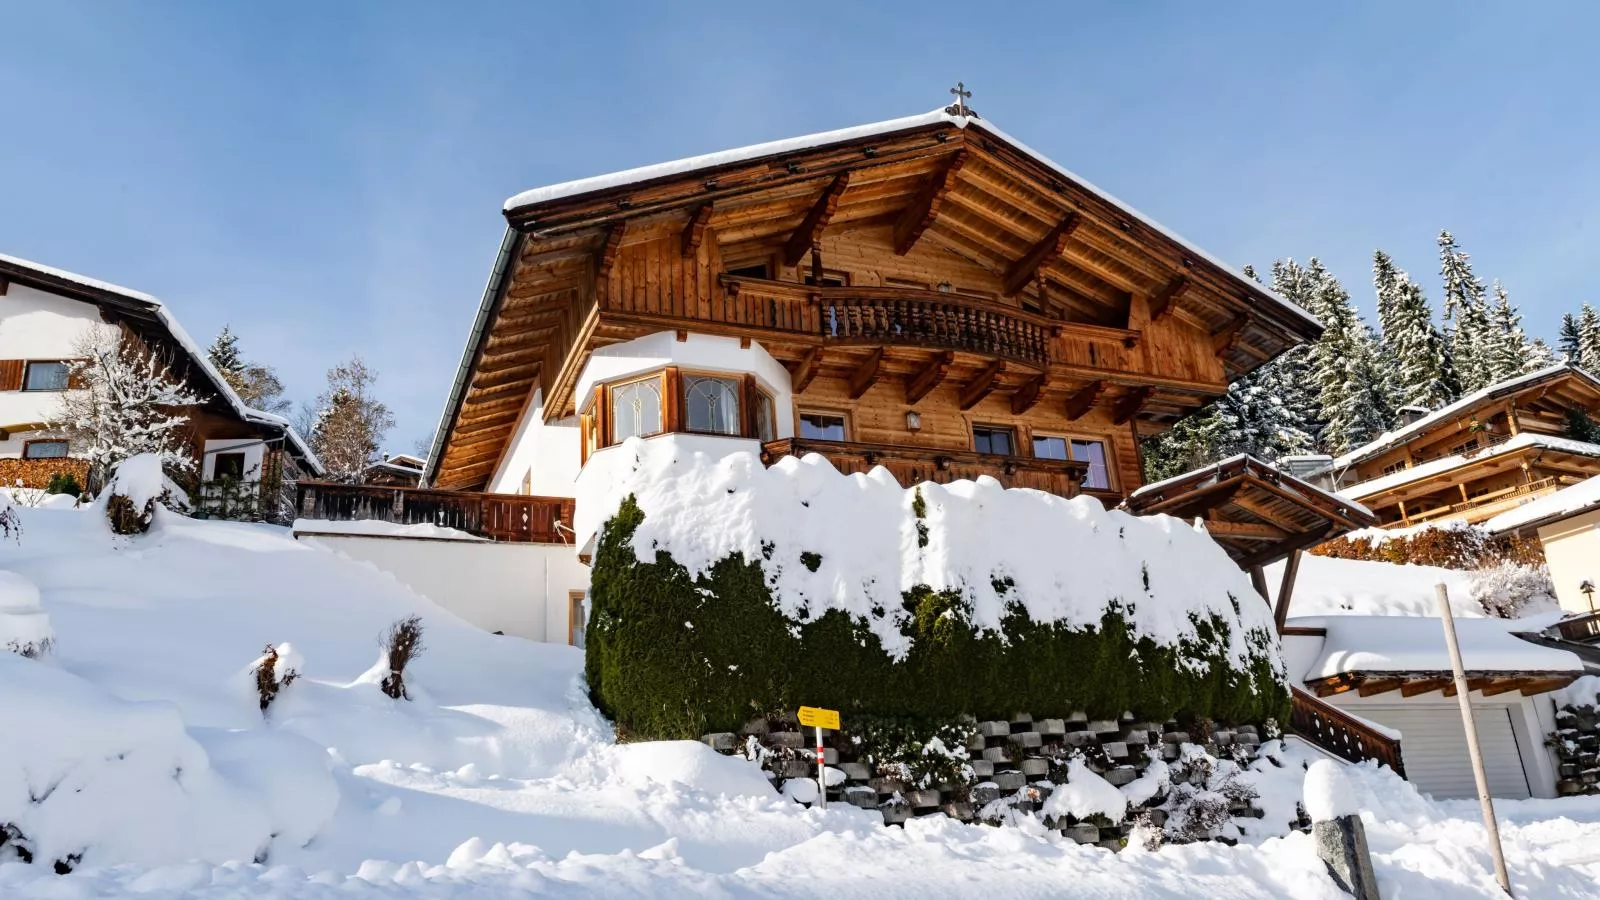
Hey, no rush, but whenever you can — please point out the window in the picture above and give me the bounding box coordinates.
[726,261,771,280]
[799,411,847,441]
[1032,435,1069,460]
[610,376,663,442]
[22,361,70,392]
[683,375,741,435]
[569,592,587,648]
[973,425,1015,456]
[1070,438,1111,491]
[213,452,246,481]
[22,440,68,460]
[755,390,777,442]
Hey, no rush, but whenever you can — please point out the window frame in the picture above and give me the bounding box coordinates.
[971,423,1018,457]
[212,451,248,481]
[1032,431,1116,492]
[568,591,587,648]
[592,366,780,448]
[21,439,69,460]
[679,370,745,437]
[797,408,850,442]
[604,371,668,445]
[21,360,71,392]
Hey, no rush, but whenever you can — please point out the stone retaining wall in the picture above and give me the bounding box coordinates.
[1552,700,1600,796]
[705,711,1293,848]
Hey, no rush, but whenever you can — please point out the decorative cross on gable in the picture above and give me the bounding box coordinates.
[945,82,978,119]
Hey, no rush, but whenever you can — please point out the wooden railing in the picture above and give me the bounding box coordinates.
[295,482,575,544]
[761,437,1089,500]
[1289,685,1407,777]
[721,278,1060,368]
[1402,476,1561,525]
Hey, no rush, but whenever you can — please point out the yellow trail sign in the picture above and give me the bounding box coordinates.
[798,706,840,730]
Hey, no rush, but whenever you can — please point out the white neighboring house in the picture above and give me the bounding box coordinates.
[0,254,323,511]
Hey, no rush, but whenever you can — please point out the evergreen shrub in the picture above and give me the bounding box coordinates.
[587,497,1289,741]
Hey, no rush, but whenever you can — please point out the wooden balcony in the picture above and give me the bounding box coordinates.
[719,277,1137,370]
[295,481,575,544]
[1401,476,1561,526]
[1289,685,1407,777]
[760,436,1093,500]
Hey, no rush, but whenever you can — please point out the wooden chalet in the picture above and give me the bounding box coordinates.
[1323,364,1600,527]
[420,101,1321,521]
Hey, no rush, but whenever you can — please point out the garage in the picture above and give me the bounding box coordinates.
[1355,704,1530,799]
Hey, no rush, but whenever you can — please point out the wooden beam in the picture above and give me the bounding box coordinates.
[786,347,822,394]
[893,150,967,255]
[1002,213,1080,297]
[847,347,884,399]
[1273,548,1302,634]
[1203,519,1289,540]
[1400,677,1451,698]
[594,222,626,306]
[905,351,954,404]
[1357,677,1407,698]
[1064,380,1103,420]
[681,204,714,257]
[1479,679,1528,698]
[1249,565,1270,603]
[1521,676,1578,696]
[1211,312,1252,358]
[0,276,8,296]
[1010,372,1049,415]
[1148,275,1190,322]
[1112,386,1153,425]
[782,172,852,267]
[958,360,1006,411]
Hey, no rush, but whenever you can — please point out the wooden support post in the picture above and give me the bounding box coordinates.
[1112,386,1152,425]
[893,150,966,255]
[1065,380,1104,420]
[1010,372,1048,415]
[1435,583,1514,897]
[783,173,851,266]
[1249,565,1270,604]
[1148,275,1189,322]
[905,351,954,405]
[681,204,713,257]
[1003,213,1080,297]
[1273,548,1302,634]
[847,347,884,399]
[958,360,1005,411]
[787,347,822,394]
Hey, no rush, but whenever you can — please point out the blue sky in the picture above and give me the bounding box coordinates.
[3,2,1596,452]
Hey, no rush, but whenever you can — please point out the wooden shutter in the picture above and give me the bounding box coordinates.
[65,359,90,390]
[0,360,23,391]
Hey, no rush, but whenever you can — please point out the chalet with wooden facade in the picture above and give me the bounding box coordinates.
[1317,364,1600,527]
[0,254,323,512]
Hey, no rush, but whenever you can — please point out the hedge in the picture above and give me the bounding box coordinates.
[1313,524,1543,570]
[586,497,1289,741]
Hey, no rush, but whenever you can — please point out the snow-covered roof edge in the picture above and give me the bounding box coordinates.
[1326,363,1600,471]
[1484,475,1600,535]
[1292,614,1583,678]
[0,253,325,476]
[1338,433,1600,501]
[502,108,1320,333]
[1127,453,1375,519]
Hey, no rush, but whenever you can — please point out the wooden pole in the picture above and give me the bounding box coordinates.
[1435,583,1513,896]
[1274,549,1302,634]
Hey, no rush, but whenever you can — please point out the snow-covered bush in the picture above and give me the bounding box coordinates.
[585,441,1289,741]
[0,571,51,658]
[250,643,302,714]
[1158,744,1259,844]
[1469,561,1556,618]
[848,717,977,790]
[379,615,424,700]
[0,494,18,541]
[43,472,81,497]
[102,454,187,535]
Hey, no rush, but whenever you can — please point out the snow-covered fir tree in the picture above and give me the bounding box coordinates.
[307,356,395,482]
[1580,304,1600,372]
[1559,313,1583,362]
[1438,230,1494,392]
[1374,250,1456,410]
[207,325,291,415]
[1483,280,1533,382]
[1305,259,1389,454]
[49,326,202,491]
[1525,337,1557,372]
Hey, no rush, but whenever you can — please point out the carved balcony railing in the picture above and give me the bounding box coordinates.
[295,482,575,544]
[720,277,1082,369]
[1289,685,1407,777]
[761,437,1091,500]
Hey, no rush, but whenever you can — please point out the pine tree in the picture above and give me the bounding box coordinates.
[307,356,395,482]
[207,326,244,379]
[1380,264,1456,410]
[1559,313,1583,362]
[1373,250,1404,330]
[1305,259,1389,454]
[1525,338,1556,372]
[1483,280,1532,382]
[1439,230,1494,392]
[207,325,291,414]
[49,326,203,491]
[1580,304,1600,373]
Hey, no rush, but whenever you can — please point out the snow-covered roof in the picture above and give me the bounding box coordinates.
[1337,433,1600,500]
[0,253,324,476]
[1129,453,1372,518]
[1484,475,1600,535]
[1326,363,1600,471]
[1295,614,1583,680]
[502,108,1320,334]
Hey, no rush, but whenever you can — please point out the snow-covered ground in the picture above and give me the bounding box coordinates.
[3,503,1600,897]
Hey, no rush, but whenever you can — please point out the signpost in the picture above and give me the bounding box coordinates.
[798,706,840,808]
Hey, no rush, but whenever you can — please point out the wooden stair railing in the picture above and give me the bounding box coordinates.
[1288,685,1406,777]
[295,482,575,544]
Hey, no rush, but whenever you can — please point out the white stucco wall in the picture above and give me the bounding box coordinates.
[487,388,581,497]
[201,438,267,480]
[0,283,102,455]
[296,531,591,643]
[1536,510,1600,614]
[574,331,794,434]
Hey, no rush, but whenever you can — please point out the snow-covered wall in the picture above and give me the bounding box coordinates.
[574,433,764,550]
[295,532,589,643]
[487,388,580,497]
[200,438,266,481]
[0,283,101,456]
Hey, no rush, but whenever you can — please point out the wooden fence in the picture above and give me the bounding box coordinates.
[295,482,574,544]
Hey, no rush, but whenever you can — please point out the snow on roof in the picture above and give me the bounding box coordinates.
[503,109,1319,333]
[1485,474,1600,535]
[1128,453,1374,518]
[1327,363,1600,470]
[1295,614,1582,680]
[0,252,324,476]
[1337,433,1600,500]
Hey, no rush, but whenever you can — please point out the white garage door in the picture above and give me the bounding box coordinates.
[1357,704,1530,800]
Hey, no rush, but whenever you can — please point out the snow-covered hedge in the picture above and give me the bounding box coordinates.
[1313,520,1542,570]
[585,440,1288,740]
